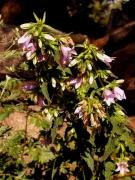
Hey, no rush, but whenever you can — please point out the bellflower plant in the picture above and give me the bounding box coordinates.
[0,13,135,180]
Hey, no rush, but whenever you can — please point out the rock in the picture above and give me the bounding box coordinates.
[2,112,41,139]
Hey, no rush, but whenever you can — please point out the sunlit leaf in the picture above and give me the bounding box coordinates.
[0,110,12,121]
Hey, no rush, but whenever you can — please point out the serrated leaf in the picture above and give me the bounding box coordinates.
[28,113,51,130]
[41,82,51,103]
[105,161,115,180]
[51,116,63,143]
[89,135,96,147]
[82,152,94,172]
[120,132,135,152]
[38,148,55,164]
[101,137,115,161]
[29,147,55,164]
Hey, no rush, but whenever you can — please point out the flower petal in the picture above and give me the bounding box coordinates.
[18,34,31,44]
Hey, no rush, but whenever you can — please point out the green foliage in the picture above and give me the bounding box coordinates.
[29,146,55,164]
[40,82,51,103]
[0,13,134,179]
[0,110,12,121]
[28,112,52,129]
[82,151,94,172]
[88,0,130,25]
[66,0,130,26]
[101,136,115,161]
[104,161,115,180]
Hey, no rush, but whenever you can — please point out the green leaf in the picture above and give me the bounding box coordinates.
[51,159,58,180]
[33,12,40,22]
[54,50,61,67]
[89,135,96,147]
[51,116,63,143]
[104,161,115,180]
[90,80,98,89]
[101,137,115,161]
[63,68,72,75]
[42,12,46,23]
[82,152,94,172]
[6,176,13,180]
[111,120,124,135]
[41,82,51,103]
[44,24,63,35]
[0,125,10,136]
[28,113,51,130]
[38,148,55,164]
[131,166,135,173]
[6,131,24,158]
[0,110,12,121]
[120,132,135,152]
[29,147,55,164]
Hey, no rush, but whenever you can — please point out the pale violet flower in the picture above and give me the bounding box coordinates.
[97,52,115,68]
[74,106,83,118]
[115,161,129,176]
[60,45,77,66]
[69,77,83,89]
[103,86,126,106]
[36,95,46,107]
[18,33,36,60]
[25,43,36,60]
[38,54,46,62]
[103,89,115,106]
[23,81,38,91]
[113,87,126,100]
[18,34,31,45]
